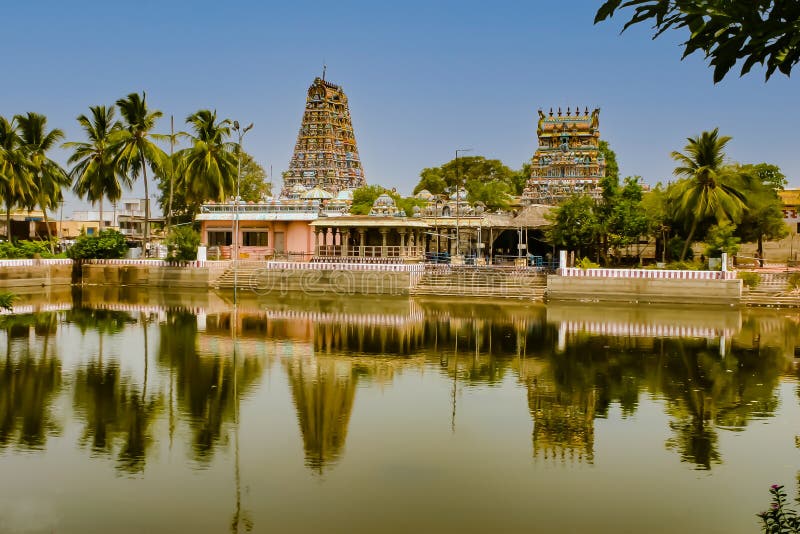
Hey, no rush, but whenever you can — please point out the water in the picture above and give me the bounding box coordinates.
[1,287,799,533]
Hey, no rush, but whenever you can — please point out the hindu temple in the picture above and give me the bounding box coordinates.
[281,75,367,197]
[522,107,606,205]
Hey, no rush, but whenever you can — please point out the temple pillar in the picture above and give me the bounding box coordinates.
[399,229,406,256]
[358,228,366,257]
[314,228,321,253]
[341,229,350,257]
[379,228,389,257]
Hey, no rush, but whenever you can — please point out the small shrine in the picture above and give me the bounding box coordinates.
[522,107,606,205]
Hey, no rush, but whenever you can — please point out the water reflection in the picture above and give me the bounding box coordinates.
[1,290,798,478]
[0,312,61,449]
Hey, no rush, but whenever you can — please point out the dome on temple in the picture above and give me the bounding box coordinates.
[302,186,334,200]
[415,189,434,200]
[374,193,395,207]
[336,189,354,201]
[449,188,467,201]
[369,193,402,216]
[292,184,308,193]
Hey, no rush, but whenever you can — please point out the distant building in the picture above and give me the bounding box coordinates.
[281,76,367,197]
[779,188,800,234]
[522,107,606,205]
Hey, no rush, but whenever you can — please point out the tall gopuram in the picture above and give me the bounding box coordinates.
[522,107,606,205]
[281,76,367,197]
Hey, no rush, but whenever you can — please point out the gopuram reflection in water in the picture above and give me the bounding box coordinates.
[0,289,799,533]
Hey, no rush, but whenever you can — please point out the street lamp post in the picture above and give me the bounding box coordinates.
[232,121,254,304]
[454,148,473,258]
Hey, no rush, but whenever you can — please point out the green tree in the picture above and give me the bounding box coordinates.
[734,164,789,257]
[67,229,128,260]
[546,195,599,259]
[595,1,800,82]
[113,92,167,247]
[0,116,36,240]
[670,128,746,260]
[237,152,272,202]
[174,110,237,221]
[608,177,651,261]
[65,106,128,234]
[165,226,200,261]
[745,162,788,192]
[350,184,386,215]
[705,220,741,258]
[413,167,447,195]
[413,156,516,209]
[509,162,532,197]
[17,113,69,250]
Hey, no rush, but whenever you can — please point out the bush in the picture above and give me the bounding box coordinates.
[739,272,760,289]
[67,230,128,260]
[757,484,799,533]
[787,273,800,292]
[0,240,55,259]
[664,260,701,271]
[0,292,15,311]
[165,226,200,261]
[576,257,599,269]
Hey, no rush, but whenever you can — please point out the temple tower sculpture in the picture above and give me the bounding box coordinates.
[282,76,367,197]
[522,107,606,205]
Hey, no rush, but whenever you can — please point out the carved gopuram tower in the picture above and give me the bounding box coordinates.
[281,76,367,197]
[522,107,605,205]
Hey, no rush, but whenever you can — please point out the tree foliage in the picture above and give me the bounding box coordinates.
[67,230,128,260]
[669,128,746,259]
[413,156,518,211]
[165,226,200,261]
[546,195,599,257]
[66,105,129,226]
[595,0,800,82]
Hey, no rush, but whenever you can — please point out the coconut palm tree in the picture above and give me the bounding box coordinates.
[113,93,166,250]
[16,113,69,249]
[65,105,129,231]
[0,116,35,241]
[670,128,747,260]
[176,109,237,219]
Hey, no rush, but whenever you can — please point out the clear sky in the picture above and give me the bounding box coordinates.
[3,0,797,212]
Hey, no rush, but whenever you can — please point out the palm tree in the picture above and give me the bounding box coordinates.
[0,116,35,241]
[670,128,747,260]
[16,113,69,249]
[64,106,129,231]
[113,93,166,250]
[176,109,237,220]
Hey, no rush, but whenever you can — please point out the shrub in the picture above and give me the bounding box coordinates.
[664,260,700,271]
[757,484,799,533]
[787,273,800,292]
[576,257,599,269]
[739,272,760,289]
[0,239,55,259]
[704,221,741,258]
[67,230,127,260]
[0,292,15,311]
[165,226,200,261]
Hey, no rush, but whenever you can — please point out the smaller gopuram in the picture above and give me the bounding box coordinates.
[282,75,367,197]
[522,107,605,205]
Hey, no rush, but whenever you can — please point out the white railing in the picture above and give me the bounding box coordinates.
[84,258,230,269]
[315,245,426,258]
[559,268,736,280]
[0,258,73,267]
[266,261,425,273]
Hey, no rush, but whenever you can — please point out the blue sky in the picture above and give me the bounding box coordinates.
[3,0,797,211]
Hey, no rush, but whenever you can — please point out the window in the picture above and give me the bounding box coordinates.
[243,231,268,247]
[208,231,232,246]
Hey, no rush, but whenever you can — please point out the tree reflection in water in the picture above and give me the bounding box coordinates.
[0,312,61,449]
[158,310,265,463]
[69,308,160,474]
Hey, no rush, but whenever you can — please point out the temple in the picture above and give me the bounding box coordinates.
[522,107,605,205]
[281,76,367,197]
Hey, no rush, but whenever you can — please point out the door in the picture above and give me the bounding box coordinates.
[274,231,285,254]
